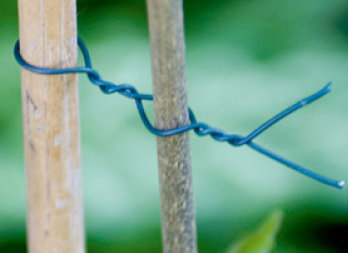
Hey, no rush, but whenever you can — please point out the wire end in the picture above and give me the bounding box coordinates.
[337,180,345,189]
[324,82,333,93]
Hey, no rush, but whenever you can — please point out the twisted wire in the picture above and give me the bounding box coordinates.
[14,38,345,189]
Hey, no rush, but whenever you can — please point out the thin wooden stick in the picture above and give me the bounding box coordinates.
[18,0,85,252]
[146,0,198,252]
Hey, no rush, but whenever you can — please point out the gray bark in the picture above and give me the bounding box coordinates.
[146,0,198,252]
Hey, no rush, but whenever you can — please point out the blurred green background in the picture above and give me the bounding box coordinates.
[0,0,347,252]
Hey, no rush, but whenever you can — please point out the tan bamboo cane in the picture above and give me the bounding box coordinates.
[146,0,198,252]
[18,0,85,252]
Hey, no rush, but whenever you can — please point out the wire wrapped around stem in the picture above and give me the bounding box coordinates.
[14,38,345,189]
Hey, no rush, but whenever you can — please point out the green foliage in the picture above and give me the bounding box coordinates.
[1,0,348,252]
[227,210,283,253]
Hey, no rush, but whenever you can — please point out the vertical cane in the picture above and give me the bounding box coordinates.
[146,0,198,252]
[18,0,85,252]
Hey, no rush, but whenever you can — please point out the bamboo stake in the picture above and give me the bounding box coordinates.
[18,0,85,252]
[146,0,198,252]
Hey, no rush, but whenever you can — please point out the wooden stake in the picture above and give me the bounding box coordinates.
[146,0,198,252]
[18,0,85,252]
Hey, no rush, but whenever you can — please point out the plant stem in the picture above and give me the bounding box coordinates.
[146,0,198,252]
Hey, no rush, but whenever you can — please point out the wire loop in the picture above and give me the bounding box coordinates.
[14,38,345,189]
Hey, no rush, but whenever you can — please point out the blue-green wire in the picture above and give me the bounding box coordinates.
[14,38,345,189]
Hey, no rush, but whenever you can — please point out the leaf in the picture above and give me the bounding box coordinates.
[227,210,284,253]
